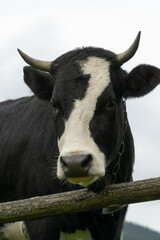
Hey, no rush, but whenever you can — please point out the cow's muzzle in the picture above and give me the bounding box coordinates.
[57,151,105,187]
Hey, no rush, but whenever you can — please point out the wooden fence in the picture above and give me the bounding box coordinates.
[0,177,160,224]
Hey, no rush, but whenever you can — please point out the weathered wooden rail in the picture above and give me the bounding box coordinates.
[0,177,160,224]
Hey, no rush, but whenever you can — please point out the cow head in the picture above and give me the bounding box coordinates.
[18,32,160,190]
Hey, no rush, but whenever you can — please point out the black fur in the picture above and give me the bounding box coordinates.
[123,64,160,98]
[0,47,160,240]
[24,66,53,100]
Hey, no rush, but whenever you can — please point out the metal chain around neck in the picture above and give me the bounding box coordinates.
[102,99,128,215]
[112,98,128,183]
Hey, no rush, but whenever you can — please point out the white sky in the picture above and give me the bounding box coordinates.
[0,0,160,233]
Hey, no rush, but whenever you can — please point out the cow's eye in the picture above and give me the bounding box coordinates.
[105,99,116,109]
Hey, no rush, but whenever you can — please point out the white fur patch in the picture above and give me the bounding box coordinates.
[60,228,92,240]
[57,57,110,186]
[0,221,29,240]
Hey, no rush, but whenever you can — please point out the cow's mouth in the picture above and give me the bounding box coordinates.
[67,176,99,187]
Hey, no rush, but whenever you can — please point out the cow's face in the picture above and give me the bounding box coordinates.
[20,32,160,189]
[51,52,125,187]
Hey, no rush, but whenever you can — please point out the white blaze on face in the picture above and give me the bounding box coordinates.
[57,57,111,185]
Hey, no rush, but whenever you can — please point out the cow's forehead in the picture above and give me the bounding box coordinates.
[80,56,111,98]
[54,53,112,99]
[53,56,112,120]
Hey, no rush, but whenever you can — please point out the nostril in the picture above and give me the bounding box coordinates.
[81,154,93,170]
[60,157,68,171]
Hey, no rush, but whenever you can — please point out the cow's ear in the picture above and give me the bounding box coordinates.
[23,66,53,100]
[123,64,160,98]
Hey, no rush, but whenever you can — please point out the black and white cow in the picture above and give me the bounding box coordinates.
[0,32,160,240]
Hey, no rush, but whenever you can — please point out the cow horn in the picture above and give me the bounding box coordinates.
[17,49,52,72]
[116,31,141,66]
